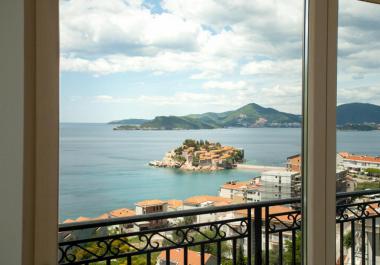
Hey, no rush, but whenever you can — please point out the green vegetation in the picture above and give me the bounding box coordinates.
[112,102,380,130]
[337,103,380,125]
[283,232,302,265]
[190,231,230,258]
[366,168,380,177]
[192,154,200,167]
[161,139,244,169]
[356,181,380,190]
[109,119,149,125]
[112,102,302,130]
[113,125,141,130]
[337,123,378,131]
[173,155,186,164]
[343,232,352,249]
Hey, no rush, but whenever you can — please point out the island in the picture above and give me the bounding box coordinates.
[149,139,244,171]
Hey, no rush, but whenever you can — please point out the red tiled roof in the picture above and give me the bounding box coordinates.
[235,205,299,223]
[157,249,213,265]
[136,199,166,207]
[167,200,183,209]
[339,152,380,163]
[185,195,232,205]
[109,208,135,218]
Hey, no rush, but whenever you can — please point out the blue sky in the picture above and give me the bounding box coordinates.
[60,0,380,122]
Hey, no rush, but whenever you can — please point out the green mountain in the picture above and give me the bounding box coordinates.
[109,119,149,125]
[113,103,301,130]
[111,102,380,130]
[140,116,216,130]
[337,103,380,125]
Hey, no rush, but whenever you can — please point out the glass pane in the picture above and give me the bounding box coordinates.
[58,1,304,264]
[336,1,380,264]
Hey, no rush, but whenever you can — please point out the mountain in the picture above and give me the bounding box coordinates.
[140,116,216,130]
[111,102,380,131]
[108,119,150,125]
[112,103,302,130]
[337,103,380,125]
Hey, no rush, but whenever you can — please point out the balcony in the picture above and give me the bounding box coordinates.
[58,189,380,265]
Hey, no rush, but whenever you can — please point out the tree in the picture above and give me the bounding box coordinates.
[237,244,246,265]
[192,154,200,167]
[284,232,301,265]
[366,168,380,177]
[190,230,230,258]
[343,231,352,249]
[175,147,183,155]
[183,139,196,148]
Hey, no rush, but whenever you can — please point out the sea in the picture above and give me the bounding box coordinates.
[59,123,380,221]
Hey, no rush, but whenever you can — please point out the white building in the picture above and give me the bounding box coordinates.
[219,180,261,202]
[183,195,233,223]
[337,152,380,172]
[135,200,168,229]
[259,170,301,201]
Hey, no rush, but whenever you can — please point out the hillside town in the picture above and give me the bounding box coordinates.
[60,151,380,264]
[149,139,244,171]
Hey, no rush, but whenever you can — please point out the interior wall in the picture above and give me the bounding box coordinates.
[0,0,24,264]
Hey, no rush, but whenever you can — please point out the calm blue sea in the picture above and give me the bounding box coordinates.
[59,123,380,221]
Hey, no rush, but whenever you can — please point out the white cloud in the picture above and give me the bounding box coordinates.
[240,59,302,76]
[202,80,248,91]
[337,0,380,80]
[61,52,237,76]
[60,0,205,55]
[94,95,114,102]
[60,0,304,77]
[93,92,238,107]
[338,85,380,105]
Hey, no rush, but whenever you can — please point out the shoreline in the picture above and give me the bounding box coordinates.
[236,164,286,172]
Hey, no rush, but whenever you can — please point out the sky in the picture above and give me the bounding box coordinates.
[59,0,380,123]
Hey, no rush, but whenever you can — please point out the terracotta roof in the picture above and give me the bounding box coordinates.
[167,200,183,209]
[222,146,234,150]
[63,216,92,224]
[109,208,136,218]
[136,199,166,207]
[94,213,110,220]
[235,205,299,223]
[63,218,76,224]
[213,201,231,207]
[365,203,380,216]
[76,216,92,222]
[339,152,380,163]
[157,248,213,265]
[221,181,257,190]
[185,195,232,205]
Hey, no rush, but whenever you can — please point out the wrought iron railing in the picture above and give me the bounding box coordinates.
[58,189,380,265]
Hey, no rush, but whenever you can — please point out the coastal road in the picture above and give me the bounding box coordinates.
[236,164,286,172]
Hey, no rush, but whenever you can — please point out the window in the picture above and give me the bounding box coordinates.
[20,1,380,262]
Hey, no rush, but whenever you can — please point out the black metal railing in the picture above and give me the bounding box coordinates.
[58,190,380,265]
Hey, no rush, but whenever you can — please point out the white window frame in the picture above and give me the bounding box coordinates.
[303,0,338,263]
[18,0,380,264]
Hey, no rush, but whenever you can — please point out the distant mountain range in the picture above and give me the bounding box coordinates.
[110,102,380,131]
[111,102,301,130]
[337,103,380,125]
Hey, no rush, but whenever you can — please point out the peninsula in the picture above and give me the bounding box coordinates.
[149,139,244,171]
